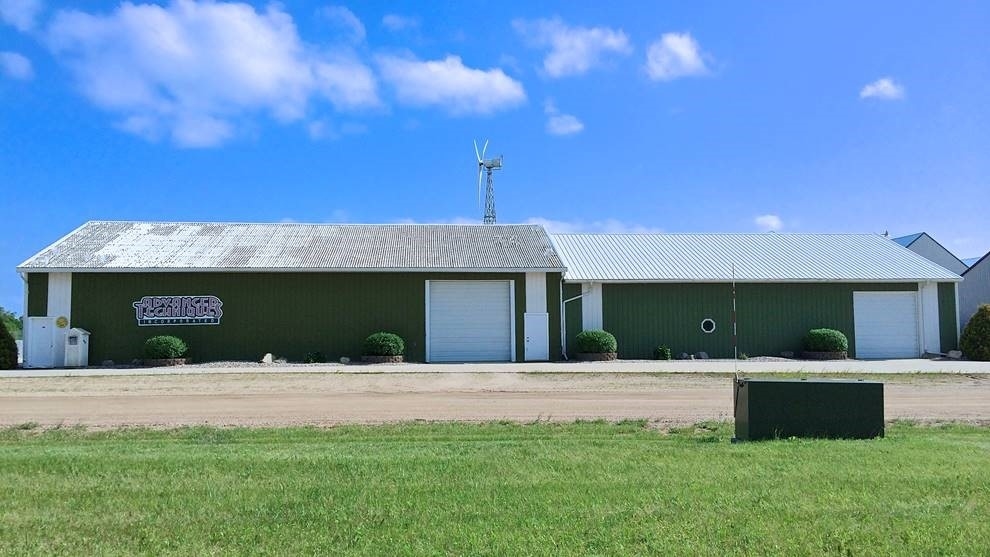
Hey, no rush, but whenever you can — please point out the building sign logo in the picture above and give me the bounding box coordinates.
[133,295,223,326]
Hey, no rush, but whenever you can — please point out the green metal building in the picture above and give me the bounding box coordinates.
[17,222,564,366]
[552,233,962,359]
[16,221,962,367]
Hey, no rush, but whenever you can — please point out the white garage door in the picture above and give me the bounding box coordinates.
[428,280,513,362]
[853,291,920,359]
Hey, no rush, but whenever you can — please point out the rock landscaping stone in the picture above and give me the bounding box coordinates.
[361,355,403,363]
[802,350,847,361]
[574,352,617,361]
[143,358,187,367]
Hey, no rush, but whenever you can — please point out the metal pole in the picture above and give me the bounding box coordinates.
[732,262,738,376]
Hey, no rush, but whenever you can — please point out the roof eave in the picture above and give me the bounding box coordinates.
[16,266,567,274]
[561,277,962,283]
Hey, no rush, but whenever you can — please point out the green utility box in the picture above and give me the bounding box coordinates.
[734,378,884,441]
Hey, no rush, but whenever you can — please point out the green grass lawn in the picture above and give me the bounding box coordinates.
[1,422,988,556]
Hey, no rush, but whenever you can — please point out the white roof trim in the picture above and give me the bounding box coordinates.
[17,266,564,274]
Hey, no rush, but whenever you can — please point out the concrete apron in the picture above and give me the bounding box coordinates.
[3,359,990,378]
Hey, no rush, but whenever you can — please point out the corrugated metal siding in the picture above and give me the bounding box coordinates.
[70,272,538,363]
[20,221,565,272]
[600,283,917,359]
[552,233,961,282]
[938,283,958,351]
[27,273,47,317]
[960,255,990,329]
[545,272,563,359]
[562,283,583,356]
[904,235,968,275]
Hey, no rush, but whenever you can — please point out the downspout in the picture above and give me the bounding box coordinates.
[560,282,593,360]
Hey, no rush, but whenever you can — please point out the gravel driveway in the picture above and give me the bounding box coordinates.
[1,372,988,428]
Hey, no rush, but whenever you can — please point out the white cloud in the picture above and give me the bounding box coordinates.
[382,14,419,32]
[645,32,709,81]
[394,216,478,225]
[307,119,368,140]
[377,54,525,115]
[546,114,583,136]
[0,51,33,80]
[754,214,783,232]
[512,17,631,78]
[525,217,662,234]
[319,5,365,43]
[392,216,663,231]
[543,98,583,136]
[860,77,904,100]
[0,0,43,32]
[45,1,379,147]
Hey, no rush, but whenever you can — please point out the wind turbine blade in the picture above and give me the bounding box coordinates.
[474,140,481,163]
[477,169,483,208]
[482,140,489,160]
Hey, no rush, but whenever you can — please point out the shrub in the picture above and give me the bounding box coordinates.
[304,351,327,364]
[363,332,405,356]
[0,320,17,370]
[803,328,848,353]
[575,330,617,354]
[143,335,188,359]
[961,304,990,361]
[654,345,672,360]
[1,306,22,340]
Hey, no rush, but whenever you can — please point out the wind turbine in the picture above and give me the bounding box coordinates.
[474,139,502,224]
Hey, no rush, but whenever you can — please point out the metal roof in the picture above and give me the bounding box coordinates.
[551,233,961,282]
[962,253,989,276]
[18,221,565,272]
[892,233,923,247]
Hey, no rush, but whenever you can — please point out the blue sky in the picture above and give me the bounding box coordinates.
[1,1,989,313]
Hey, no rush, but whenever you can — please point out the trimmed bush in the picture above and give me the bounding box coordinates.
[803,328,848,353]
[304,351,327,364]
[654,345,672,360]
[143,335,188,360]
[575,330,617,354]
[0,320,17,370]
[961,304,990,361]
[363,332,405,356]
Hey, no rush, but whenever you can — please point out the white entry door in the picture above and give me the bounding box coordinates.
[524,312,550,361]
[25,316,56,369]
[428,280,514,362]
[853,291,921,358]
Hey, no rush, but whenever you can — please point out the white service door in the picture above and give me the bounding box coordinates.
[428,281,513,362]
[853,291,921,359]
[25,317,56,369]
[524,312,550,361]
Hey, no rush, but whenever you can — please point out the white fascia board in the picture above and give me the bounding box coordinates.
[560,278,962,284]
[16,266,567,274]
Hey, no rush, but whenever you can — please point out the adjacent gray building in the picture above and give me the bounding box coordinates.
[893,233,969,276]
[960,252,990,330]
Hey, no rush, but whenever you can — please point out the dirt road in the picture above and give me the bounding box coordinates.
[1,373,988,428]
